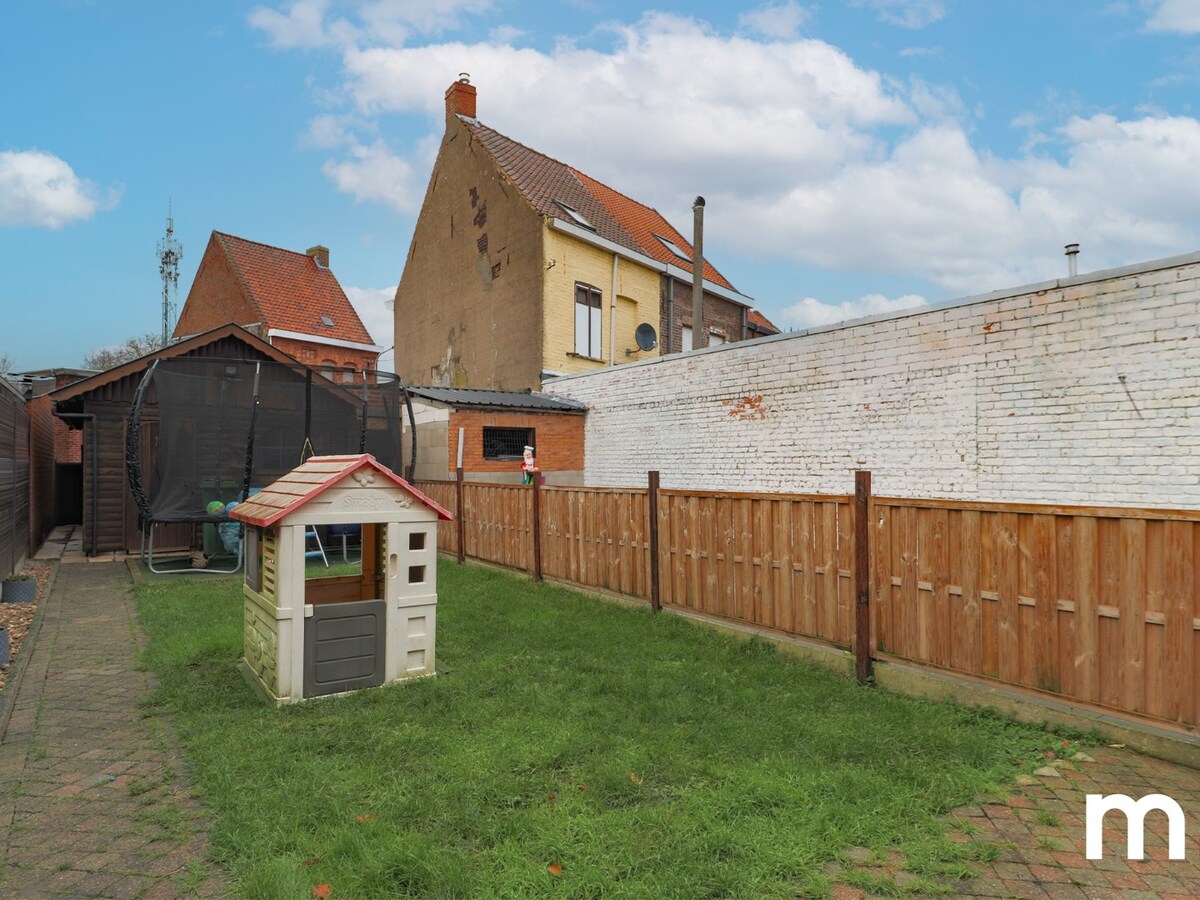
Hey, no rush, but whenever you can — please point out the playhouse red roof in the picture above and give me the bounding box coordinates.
[229,454,452,528]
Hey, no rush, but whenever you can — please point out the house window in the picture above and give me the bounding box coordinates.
[681,325,693,352]
[653,233,691,261]
[555,200,595,231]
[482,427,533,461]
[341,365,355,384]
[574,284,602,358]
[710,332,726,346]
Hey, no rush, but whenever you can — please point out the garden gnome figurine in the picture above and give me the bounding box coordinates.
[521,445,537,485]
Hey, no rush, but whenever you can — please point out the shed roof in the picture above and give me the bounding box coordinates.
[407,386,586,413]
[229,454,452,528]
[51,323,303,413]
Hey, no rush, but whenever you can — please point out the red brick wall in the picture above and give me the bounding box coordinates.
[270,337,378,377]
[659,277,745,353]
[174,238,259,339]
[450,410,584,474]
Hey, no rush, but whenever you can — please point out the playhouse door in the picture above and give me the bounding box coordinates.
[303,598,386,697]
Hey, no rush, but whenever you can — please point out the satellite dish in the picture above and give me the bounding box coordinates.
[634,322,658,352]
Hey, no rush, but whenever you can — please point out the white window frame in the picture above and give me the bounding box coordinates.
[574,283,603,358]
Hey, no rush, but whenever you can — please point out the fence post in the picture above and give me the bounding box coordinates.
[455,466,465,564]
[854,470,873,684]
[648,470,661,612]
[531,475,543,581]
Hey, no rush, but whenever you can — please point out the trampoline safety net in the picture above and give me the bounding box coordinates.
[127,357,407,524]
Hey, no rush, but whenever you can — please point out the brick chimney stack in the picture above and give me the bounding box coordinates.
[445,74,476,122]
[306,245,329,269]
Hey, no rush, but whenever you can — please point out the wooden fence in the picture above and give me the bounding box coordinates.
[0,379,31,579]
[414,474,1200,732]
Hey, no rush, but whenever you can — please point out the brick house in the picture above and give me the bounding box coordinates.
[403,387,586,485]
[175,232,384,379]
[392,77,778,391]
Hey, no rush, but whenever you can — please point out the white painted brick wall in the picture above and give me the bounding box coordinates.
[545,254,1200,507]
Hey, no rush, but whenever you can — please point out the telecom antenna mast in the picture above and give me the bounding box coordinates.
[157,201,183,345]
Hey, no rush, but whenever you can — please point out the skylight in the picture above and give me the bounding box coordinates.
[320,315,334,327]
[654,233,691,261]
[554,200,595,231]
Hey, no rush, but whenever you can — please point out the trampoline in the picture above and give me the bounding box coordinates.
[126,357,414,573]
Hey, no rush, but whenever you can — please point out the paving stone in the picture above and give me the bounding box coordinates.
[0,563,230,897]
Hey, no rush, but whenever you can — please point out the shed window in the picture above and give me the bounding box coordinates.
[574,283,602,358]
[482,427,533,461]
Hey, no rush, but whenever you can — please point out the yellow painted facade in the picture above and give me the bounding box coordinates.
[541,224,662,375]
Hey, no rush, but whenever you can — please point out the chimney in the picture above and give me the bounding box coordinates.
[692,196,707,350]
[1064,242,1079,278]
[306,245,329,269]
[445,73,476,122]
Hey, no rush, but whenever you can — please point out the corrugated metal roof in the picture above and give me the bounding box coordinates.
[407,386,586,413]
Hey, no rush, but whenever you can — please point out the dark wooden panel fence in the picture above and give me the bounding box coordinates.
[414,473,1200,732]
[0,382,31,578]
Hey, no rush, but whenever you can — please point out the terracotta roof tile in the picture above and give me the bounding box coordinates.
[747,309,780,334]
[570,170,734,290]
[460,118,736,292]
[213,232,376,346]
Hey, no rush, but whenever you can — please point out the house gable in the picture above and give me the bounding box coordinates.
[392,112,545,391]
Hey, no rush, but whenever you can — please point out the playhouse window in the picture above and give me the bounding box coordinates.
[409,531,426,551]
[408,565,426,584]
[246,528,262,592]
[482,427,533,461]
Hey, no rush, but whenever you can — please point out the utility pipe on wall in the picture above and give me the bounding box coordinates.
[609,254,619,366]
[692,197,706,350]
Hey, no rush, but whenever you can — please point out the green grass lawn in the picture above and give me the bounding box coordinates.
[136,561,1071,899]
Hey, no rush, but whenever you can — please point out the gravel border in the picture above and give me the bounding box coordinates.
[0,561,58,742]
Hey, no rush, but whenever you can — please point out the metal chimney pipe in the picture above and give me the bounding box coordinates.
[1065,243,1080,278]
[692,196,706,350]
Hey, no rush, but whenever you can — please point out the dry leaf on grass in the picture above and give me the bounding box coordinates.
[547,863,563,876]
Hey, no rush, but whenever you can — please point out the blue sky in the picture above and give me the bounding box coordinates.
[3,0,1199,372]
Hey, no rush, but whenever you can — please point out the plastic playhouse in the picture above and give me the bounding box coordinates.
[230,454,452,703]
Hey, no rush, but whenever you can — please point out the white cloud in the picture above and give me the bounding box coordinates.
[851,0,948,29]
[781,293,927,329]
[248,0,339,48]
[1145,0,1200,33]
[322,140,418,211]
[260,6,1200,303]
[344,284,396,369]
[738,1,811,39]
[249,0,493,48]
[0,150,116,229]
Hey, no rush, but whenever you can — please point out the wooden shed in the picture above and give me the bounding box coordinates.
[51,324,305,556]
[230,454,452,703]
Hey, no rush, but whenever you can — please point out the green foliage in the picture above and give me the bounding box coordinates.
[136,562,1062,899]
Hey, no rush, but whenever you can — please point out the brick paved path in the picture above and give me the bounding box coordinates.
[834,744,1200,898]
[0,563,228,898]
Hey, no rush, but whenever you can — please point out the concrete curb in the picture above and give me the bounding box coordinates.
[0,561,59,744]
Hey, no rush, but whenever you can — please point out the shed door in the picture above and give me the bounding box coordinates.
[304,599,385,698]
